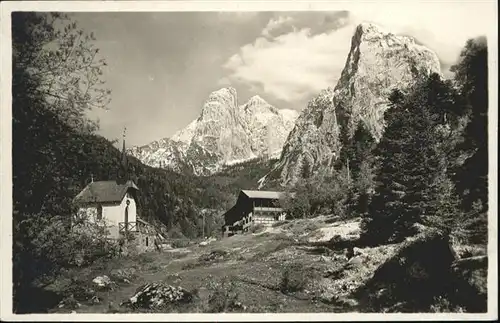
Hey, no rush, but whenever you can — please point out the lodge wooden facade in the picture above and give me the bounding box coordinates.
[222,190,291,237]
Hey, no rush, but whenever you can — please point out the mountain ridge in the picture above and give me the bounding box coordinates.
[127,89,298,175]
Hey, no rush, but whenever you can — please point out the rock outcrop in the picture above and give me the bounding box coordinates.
[92,275,114,290]
[128,88,298,175]
[121,282,194,309]
[352,231,458,312]
[267,22,442,186]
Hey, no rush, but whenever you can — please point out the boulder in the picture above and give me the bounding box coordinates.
[347,256,363,267]
[319,255,331,262]
[57,295,81,310]
[92,275,113,290]
[353,247,365,256]
[122,282,193,309]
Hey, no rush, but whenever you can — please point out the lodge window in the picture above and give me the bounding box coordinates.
[97,205,103,221]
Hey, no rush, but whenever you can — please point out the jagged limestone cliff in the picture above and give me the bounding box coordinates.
[266,22,442,186]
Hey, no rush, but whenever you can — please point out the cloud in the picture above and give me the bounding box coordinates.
[262,11,350,39]
[261,15,294,38]
[221,3,494,104]
[222,12,353,102]
[223,27,354,102]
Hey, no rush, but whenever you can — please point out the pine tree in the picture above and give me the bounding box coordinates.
[423,175,467,240]
[353,159,376,216]
[451,37,488,212]
[362,90,416,244]
[361,74,466,245]
[340,122,377,216]
[341,122,376,177]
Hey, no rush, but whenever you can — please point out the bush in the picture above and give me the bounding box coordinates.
[171,239,191,249]
[64,276,97,303]
[279,263,311,294]
[249,224,265,234]
[282,168,353,219]
[16,214,117,281]
[134,253,156,266]
[206,277,243,313]
[13,211,121,313]
[430,296,465,313]
[199,249,228,263]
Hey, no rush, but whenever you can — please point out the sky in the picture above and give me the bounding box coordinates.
[70,2,495,147]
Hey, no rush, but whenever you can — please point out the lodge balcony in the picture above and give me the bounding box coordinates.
[118,221,138,233]
[253,206,284,213]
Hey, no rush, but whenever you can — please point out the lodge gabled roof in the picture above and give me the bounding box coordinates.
[73,180,139,204]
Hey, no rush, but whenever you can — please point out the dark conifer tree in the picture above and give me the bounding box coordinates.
[451,37,489,212]
[361,74,467,245]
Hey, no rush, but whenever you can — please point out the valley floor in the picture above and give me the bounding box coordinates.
[40,216,487,314]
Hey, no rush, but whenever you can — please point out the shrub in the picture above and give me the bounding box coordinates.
[282,168,353,219]
[171,239,191,249]
[279,263,311,294]
[206,277,242,313]
[249,224,265,234]
[64,276,97,303]
[430,296,465,313]
[199,249,228,263]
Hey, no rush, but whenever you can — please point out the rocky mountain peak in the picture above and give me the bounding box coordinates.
[206,87,238,106]
[354,22,390,38]
[247,95,268,105]
[242,95,279,115]
[199,87,239,121]
[355,22,382,35]
[128,88,298,175]
[353,22,413,44]
[264,22,442,186]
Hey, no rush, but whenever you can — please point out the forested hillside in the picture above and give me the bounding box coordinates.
[11,12,230,312]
